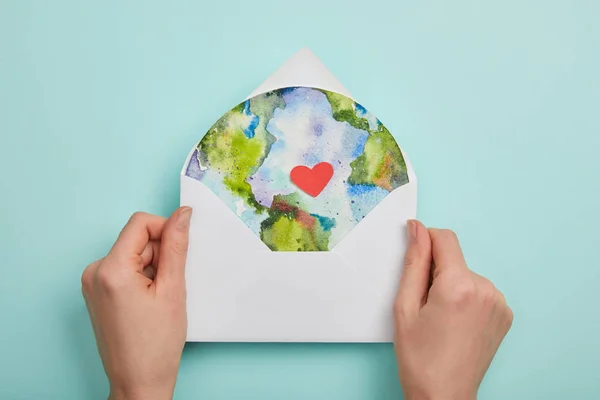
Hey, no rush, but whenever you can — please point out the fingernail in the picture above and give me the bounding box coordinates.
[407,220,418,244]
[176,207,193,231]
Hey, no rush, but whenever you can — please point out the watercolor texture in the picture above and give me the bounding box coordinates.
[185,87,409,251]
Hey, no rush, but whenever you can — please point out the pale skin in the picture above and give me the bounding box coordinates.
[82,209,513,400]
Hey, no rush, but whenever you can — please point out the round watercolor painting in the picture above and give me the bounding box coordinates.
[185,86,409,251]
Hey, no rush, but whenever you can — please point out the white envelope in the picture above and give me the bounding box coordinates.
[181,48,417,342]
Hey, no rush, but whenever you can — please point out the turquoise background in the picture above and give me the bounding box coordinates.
[1,0,599,399]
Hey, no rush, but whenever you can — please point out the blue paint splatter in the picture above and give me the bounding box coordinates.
[347,183,377,196]
[243,100,259,138]
[280,87,297,97]
[355,103,367,116]
[352,133,369,157]
[311,213,336,231]
[304,152,322,167]
[313,121,324,136]
[347,183,390,222]
[355,102,381,131]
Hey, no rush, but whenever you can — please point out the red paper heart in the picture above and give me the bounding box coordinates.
[290,162,334,197]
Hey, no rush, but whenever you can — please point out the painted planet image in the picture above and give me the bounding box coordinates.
[185,86,409,251]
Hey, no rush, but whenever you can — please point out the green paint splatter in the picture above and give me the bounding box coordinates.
[322,90,370,131]
[318,88,409,190]
[261,218,317,251]
[260,193,334,251]
[197,91,286,211]
[348,124,408,190]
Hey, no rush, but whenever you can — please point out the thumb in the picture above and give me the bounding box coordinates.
[156,206,192,288]
[395,220,432,318]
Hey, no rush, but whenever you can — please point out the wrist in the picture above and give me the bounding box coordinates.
[108,383,175,400]
[405,395,476,400]
[403,387,476,400]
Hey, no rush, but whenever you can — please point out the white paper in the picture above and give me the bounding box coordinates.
[181,48,418,342]
[246,48,353,100]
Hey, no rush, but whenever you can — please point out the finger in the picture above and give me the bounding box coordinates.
[396,220,432,316]
[140,240,161,280]
[429,228,468,279]
[156,207,192,288]
[110,212,167,259]
[473,273,513,331]
[81,259,102,338]
[81,258,103,296]
[83,293,100,345]
[139,240,161,269]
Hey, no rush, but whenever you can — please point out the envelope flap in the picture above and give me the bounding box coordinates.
[247,48,353,100]
[182,175,267,252]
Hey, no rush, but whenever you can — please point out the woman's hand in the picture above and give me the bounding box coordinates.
[81,208,192,400]
[394,221,513,400]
